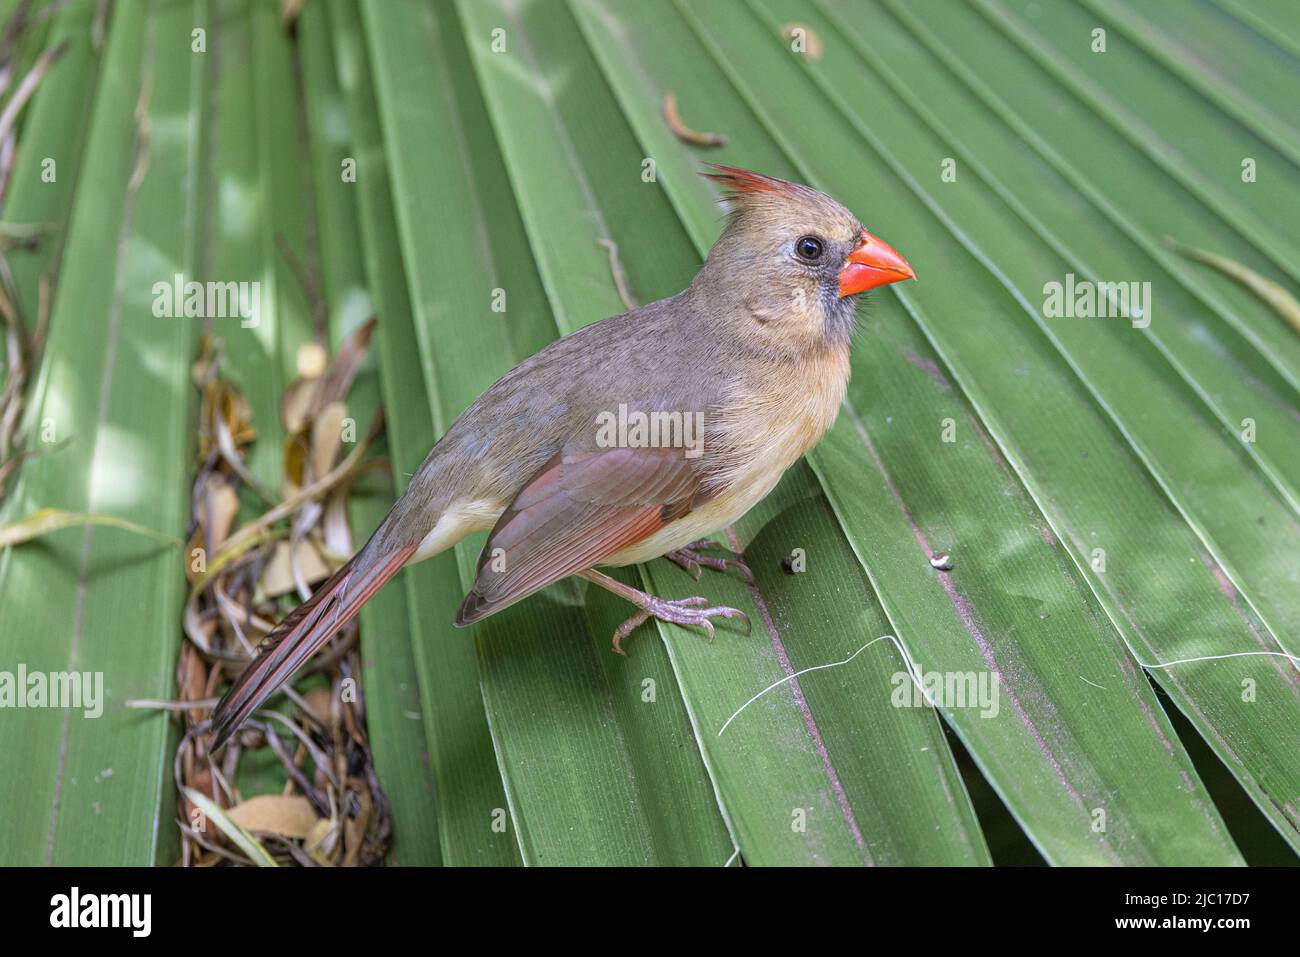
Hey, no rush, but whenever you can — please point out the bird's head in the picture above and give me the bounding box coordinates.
[697,165,915,353]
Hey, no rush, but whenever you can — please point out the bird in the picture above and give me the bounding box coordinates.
[210,166,915,750]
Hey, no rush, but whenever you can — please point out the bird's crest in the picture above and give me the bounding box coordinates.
[702,164,852,240]
[699,164,841,229]
[701,164,803,200]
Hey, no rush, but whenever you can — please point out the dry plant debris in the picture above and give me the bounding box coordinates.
[167,320,392,867]
[598,237,639,311]
[0,1,62,505]
[662,91,727,147]
[1164,235,1300,337]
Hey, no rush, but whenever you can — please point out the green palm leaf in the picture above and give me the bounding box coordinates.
[0,0,1294,867]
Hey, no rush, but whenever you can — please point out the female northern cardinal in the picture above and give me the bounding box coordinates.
[211,166,914,749]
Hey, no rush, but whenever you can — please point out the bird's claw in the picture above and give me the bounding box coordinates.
[611,594,752,655]
[666,539,756,585]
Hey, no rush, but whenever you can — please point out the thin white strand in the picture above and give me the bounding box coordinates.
[719,634,926,736]
[1137,650,1300,670]
[718,637,1300,738]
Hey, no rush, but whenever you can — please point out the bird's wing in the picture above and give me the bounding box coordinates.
[456,446,705,624]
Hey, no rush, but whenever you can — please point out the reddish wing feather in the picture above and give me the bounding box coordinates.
[456,447,703,625]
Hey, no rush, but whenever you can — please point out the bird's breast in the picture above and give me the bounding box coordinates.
[713,347,850,481]
[603,347,850,566]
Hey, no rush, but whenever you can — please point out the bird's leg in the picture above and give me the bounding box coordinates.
[578,568,752,656]
[665,538,756,585]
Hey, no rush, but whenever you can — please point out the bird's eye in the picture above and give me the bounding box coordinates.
[795,235,824,261]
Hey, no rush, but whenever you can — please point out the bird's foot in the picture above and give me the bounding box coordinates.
[666,539,756,585]
[612,594,752,656]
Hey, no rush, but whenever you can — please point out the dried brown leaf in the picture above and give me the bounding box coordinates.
[310,400,347,480]
[1165,236,1300,337]
[281,377,319,436]
[662,91,727,147]
[314,316,377,412]
[226,794,320,840]
[259,538,333,599]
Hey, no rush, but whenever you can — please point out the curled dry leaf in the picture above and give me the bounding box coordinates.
[202,380,256,459]
[204,479,240,548]
[311,400,347,481]
[305,816,339,866]
[226,794,320,840]
[281,378,320,437]
[259,538,333,599]
[185,477,239,584]
[662,92,727,147]
[321,494,354,558]
[599,239,639,312]
[315,316,377,414]
[178,644,208,726]
[1165,236,1300,337]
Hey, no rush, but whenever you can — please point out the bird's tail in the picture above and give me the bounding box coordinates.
[209,539,417,750]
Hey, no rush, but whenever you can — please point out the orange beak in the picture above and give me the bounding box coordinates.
[837,229,916,297]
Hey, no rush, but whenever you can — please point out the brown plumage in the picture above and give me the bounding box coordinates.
[210,166,914,749]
